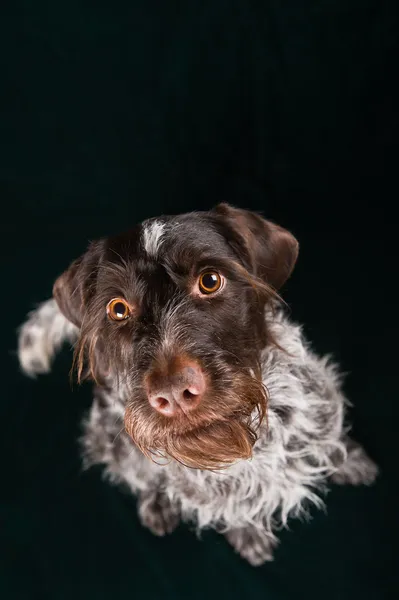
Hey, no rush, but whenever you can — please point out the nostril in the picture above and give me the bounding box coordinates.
[149,394,174,415]
[183,389,197,402]
[181,387,203,411]
[157,397,170,411]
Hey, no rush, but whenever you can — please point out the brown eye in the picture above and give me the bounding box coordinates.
[106,298,131,321]
[198,271,223,295]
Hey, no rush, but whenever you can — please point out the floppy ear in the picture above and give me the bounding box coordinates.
[52,241,103,328]
[213,203,299,290]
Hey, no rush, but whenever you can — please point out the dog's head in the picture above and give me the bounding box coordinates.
[53,204,298,469]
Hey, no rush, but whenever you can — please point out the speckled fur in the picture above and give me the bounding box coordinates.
[18,299,378,564]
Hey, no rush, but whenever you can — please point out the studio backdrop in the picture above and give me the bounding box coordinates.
[1,2,398,599]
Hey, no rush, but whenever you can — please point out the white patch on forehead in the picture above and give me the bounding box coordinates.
[142,220,166,258]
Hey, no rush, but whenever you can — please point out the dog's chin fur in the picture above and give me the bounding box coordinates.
[128,419,256,471]
[124,373,267,470]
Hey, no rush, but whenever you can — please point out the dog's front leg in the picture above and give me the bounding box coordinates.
[18,298,78,376]
[138,488,180,536]
[225,526,278,566]
[331,437,379,486]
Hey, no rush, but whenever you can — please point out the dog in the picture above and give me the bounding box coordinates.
[17,203,378,565]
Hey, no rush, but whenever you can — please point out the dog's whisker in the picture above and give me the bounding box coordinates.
[111,425,126,445]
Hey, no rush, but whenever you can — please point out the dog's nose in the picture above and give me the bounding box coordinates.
[147,364,206,416]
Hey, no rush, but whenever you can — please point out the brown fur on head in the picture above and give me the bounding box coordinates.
[52,204,299,470]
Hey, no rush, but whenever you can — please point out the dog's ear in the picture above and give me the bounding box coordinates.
[213,203,299,290]
[53,241,103,327]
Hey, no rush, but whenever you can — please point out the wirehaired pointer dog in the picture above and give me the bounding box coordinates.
[18,204,378,565]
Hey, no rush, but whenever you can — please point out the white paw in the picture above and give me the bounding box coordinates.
[17,299,78,377]
[18,318,52,376]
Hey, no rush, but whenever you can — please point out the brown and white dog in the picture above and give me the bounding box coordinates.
[17,204,378,565]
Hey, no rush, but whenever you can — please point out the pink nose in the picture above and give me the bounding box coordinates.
[147,364,206,416]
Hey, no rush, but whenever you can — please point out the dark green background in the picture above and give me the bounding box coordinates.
[1,2,398,599]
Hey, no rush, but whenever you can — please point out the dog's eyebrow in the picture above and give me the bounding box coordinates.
[188,255,245,275]
[142,221,166,258]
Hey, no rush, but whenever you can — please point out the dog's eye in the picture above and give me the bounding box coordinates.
[198,271,223,295]
[106,298,131,321]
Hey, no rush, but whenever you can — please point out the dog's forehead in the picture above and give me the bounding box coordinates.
[106,213,231,268]
[140,213,228,260]
[106,213,238,285]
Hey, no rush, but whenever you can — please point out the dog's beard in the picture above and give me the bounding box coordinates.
[124,371,267,470]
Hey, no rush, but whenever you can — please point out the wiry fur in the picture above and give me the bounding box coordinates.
[142,220,166,258]
[18,299,378,565]
[17,205,378,565]
[18,299,78,376]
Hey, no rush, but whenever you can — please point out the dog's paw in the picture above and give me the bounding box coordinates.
[18,316,52,376]
[225,527,277,566]
[17,299,78,377]
[331,441,379,486]
[138,491,180,537]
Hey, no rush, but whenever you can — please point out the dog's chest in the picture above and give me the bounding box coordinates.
[164,439,270,501]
